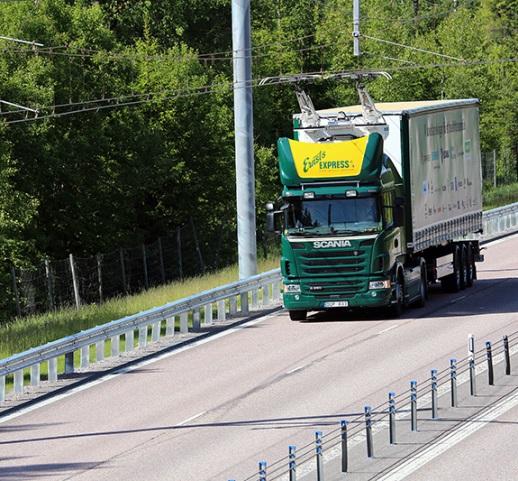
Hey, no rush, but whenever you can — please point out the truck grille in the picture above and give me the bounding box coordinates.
[298,249,368,276]
[302,280,365,297]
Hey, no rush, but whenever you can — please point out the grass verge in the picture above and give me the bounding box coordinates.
[483,183,518,210]
[0,256,280,361]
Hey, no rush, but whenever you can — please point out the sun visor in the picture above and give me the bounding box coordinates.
[278,133,383,185]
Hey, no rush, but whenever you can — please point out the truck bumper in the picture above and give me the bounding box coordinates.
[283,288,392,310]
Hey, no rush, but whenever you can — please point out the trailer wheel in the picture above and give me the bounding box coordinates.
[289,310,307,321]
[465,243,474,287]
[441,246,462,292]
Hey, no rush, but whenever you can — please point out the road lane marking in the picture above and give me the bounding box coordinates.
[176,411,207,427]
[0,311,280,425]
[377,389,518,481]
[378,325,399,335]
[286,365,305,375]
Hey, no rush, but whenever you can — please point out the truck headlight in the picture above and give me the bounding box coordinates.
[284,284,301,293]
[369,280,391,290]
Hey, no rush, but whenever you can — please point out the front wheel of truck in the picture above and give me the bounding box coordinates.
[289,310,307,321]
[386,272,404,318]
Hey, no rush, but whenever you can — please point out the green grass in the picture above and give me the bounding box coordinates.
[483,183,518,210]
[0,256,280,361]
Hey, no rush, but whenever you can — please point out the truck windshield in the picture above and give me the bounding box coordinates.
[286,197,381,235]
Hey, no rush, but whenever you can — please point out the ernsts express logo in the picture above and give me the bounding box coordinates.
[313,240,352,248]
[303,150,352,173]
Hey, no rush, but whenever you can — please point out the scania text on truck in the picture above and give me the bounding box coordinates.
[266,90,484,321]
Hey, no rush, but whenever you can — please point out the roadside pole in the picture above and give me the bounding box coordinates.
[232,0,257,279]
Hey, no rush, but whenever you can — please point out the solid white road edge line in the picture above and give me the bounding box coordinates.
[0,311,280,425]
[377,388,518,481]
[176,410,207,427]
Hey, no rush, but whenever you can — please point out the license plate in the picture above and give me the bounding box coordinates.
[324,301,348,308]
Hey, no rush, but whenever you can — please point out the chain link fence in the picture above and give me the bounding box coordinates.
[6,219,239,319]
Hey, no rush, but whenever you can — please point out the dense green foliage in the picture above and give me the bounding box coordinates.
[0,0,516,319]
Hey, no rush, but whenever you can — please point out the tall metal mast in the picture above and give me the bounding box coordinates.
[232,0,257,279]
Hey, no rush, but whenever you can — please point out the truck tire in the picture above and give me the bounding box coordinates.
[387,272,404,318]
[414,261,427,308]
[289,310,307,321]
[465,243,474,287]
[441,245,462,292]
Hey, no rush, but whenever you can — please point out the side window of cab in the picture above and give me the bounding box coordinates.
[382,191,394,227]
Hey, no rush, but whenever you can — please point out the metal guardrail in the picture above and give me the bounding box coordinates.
[0,268,283,402]
[1,202,517,403]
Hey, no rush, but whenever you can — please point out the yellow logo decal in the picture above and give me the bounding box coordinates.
[289,137,368,178]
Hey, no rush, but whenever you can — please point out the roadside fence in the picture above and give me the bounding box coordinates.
[232,332,516,481]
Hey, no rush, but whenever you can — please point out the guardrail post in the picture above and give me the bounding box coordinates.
[14,369,23,395]
[180,312,189,334]
[48,357,57,382]
[65,352,74,374]
[431,369,438,419]
[96,340,105,361]
[486,341,494,385]
[341,420,348,472]
[138,326,148,347]
[289,445,297,481]
[388,392,396,443]
[166,316,175,335]
[504,335,511,375]
[125,330,135,351]
[410,381,417,431]
[217,300,226,322]
[469,334,476,396]
[251,289,259,310]
[315,431,324,480]
[450,359,457,407]
[80,345,89,368]
[365,406,373,457]
[229,296,238,316]
[192,309,201,331]
[0,375,5,402]
[273,281,281,303]
[31,363,40,387]
[111,335,120,357]
[241,291,249,315]
[204,305,213,326]
[259,460,267,481]
[151,322,161,342]
[262,284,270,307]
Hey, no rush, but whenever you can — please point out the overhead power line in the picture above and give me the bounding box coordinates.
[4,57,518,125]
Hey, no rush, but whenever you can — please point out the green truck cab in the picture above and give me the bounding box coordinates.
[267,98,483,321]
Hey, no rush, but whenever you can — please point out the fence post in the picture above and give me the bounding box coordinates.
[190,217,206,273]
[96,254,103,304]
[486,341,494,385]
[120,248,127,292]
[289,445,297,481]
[450,359,457,407]
[431,369,438,419]
[341,420,348,472]
[69,254,81,309]
[388,392,396,444]
[176,227,183,280]
[365,406,373,457]
[158,237,166,283]
[142,244,149,289]
[410,381,417,431]
[469,334,476,396]
[493,149,497,187]
[10,265,22,317]
[45,259,55,310]
[504,335,511,375]
[315,431,324,480]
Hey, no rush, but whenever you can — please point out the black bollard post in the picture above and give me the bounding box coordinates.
[259,460,267,481]
[315,431,324,481]
[340,421,348,473]
[486,341,494,386]
[504,335,511,375]
[289,445,296,481]
[365,406,373,458]
[431,369,438,419]
[410,380,417,431]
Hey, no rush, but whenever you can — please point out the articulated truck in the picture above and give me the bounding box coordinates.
[267,91,484,320]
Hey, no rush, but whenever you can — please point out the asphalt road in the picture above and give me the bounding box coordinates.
[1,234,518,481]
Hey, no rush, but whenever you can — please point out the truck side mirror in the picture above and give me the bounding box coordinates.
[393,197,405,227]
[265,202,280,234]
